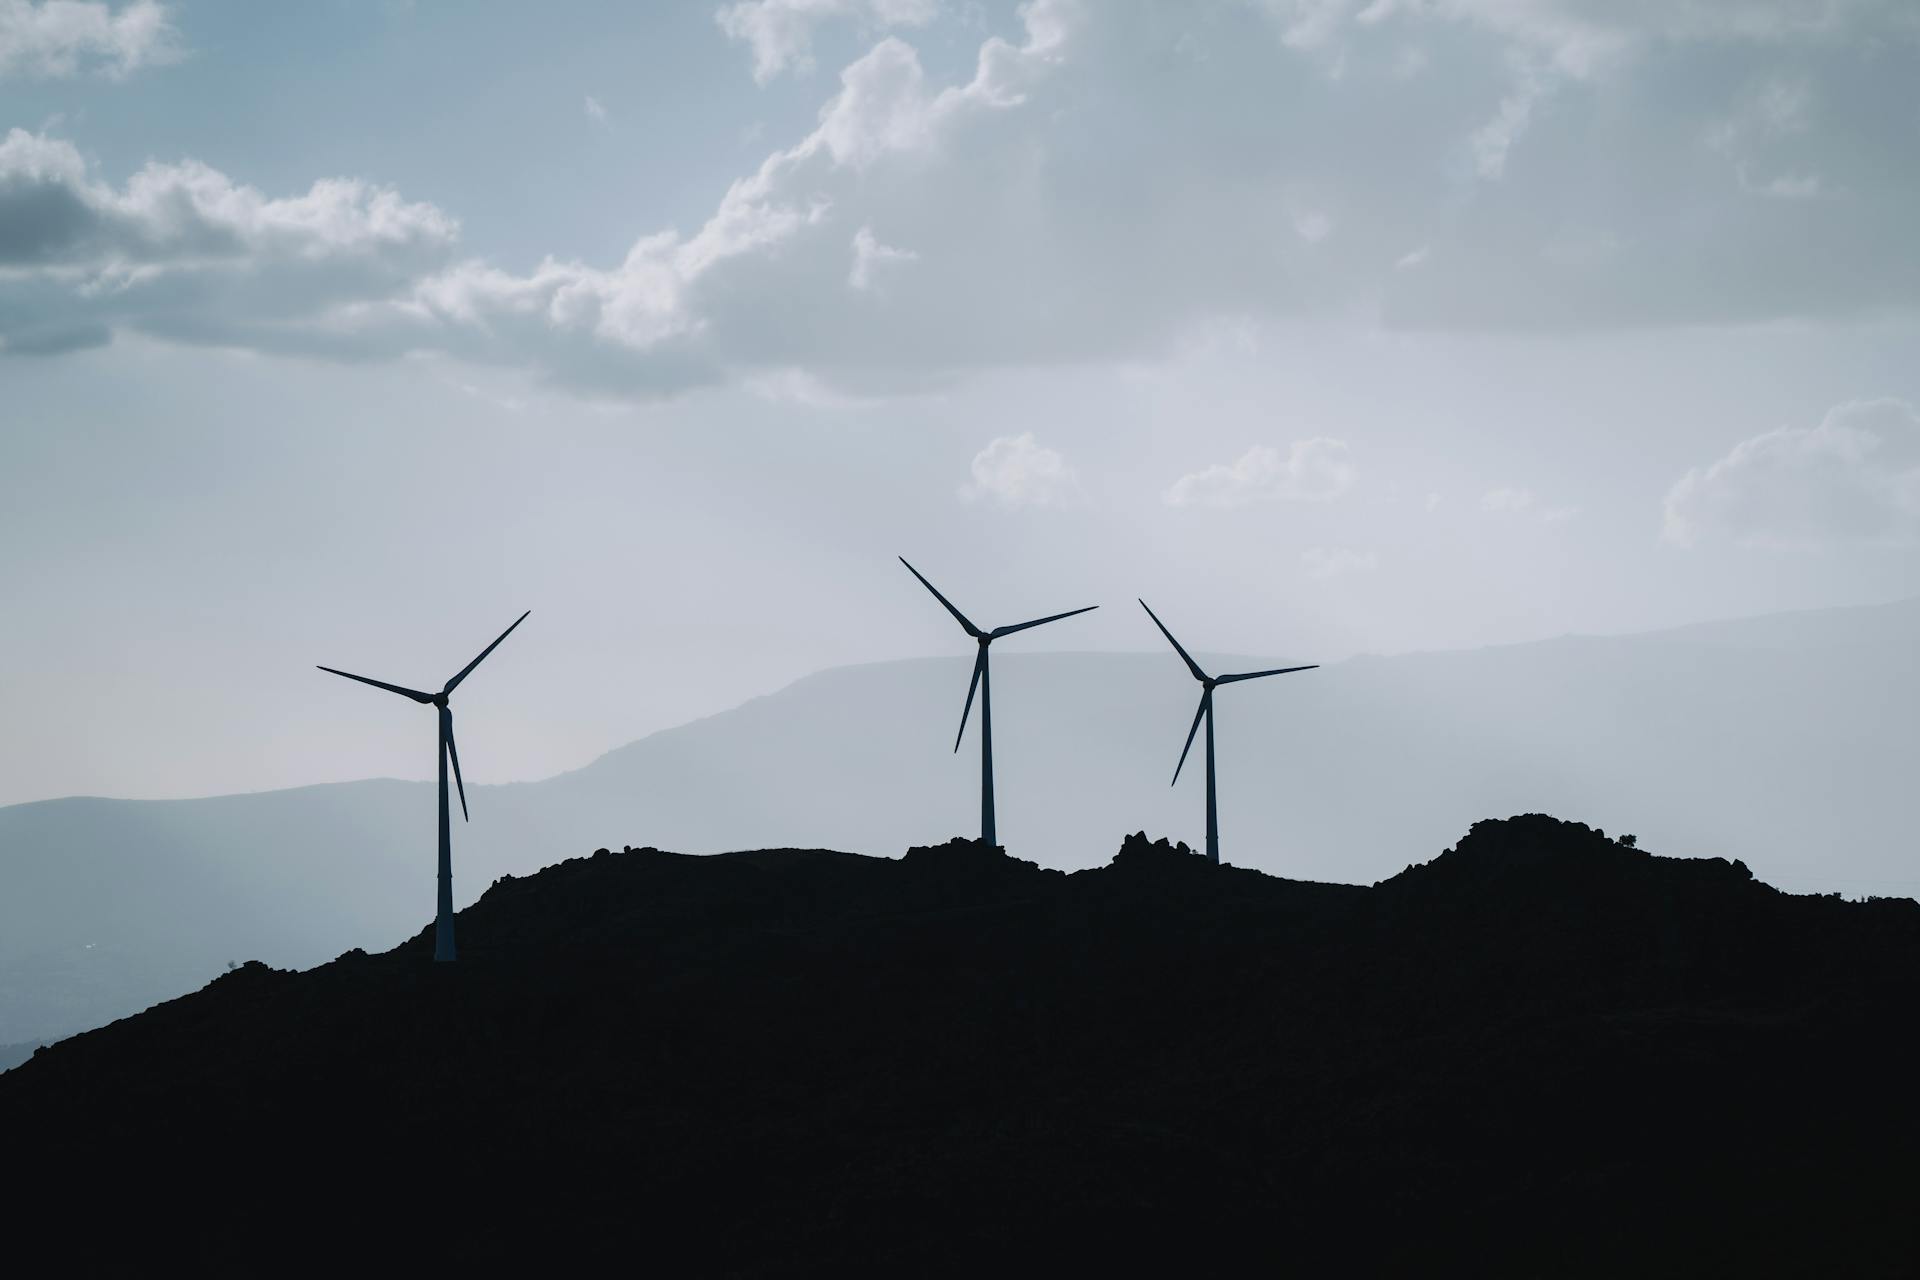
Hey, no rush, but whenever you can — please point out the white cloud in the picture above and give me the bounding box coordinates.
[959,433,1085,507]
[0,0,176,79]
[387,10,1069,390]
[1481,487,1577,522]
[584,95,608,124]
[809,35,943,169]
[1752,171,1823,199]
[1165,439,1356,508]
[1663,398,1920,547]
[1712,75,1835,200]
[0,4,1072,387]
[0,130,458,260]
[1302,546,1379,579]
[1341,1,1898,80]
[1479,487,1527,513]
[0,128,457,355]
[848,224,917,290]
[1293,210,1334,243]
[5,3,1920,392]
[1268,0,1360,52]
[1470,67,1545,179]
[1745,76,1812,134]
[716,0,938,84]
[1276,3,1909,186]
[742,364,881,407]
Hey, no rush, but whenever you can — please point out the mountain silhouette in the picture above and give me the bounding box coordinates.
[6,815,1916,1274]
[2,595,1915,1044]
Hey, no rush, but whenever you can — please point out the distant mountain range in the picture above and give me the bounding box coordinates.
[1,596,1914,1045]
[5,817,1916,1273]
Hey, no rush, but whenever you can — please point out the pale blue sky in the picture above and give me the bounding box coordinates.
[2,0,1917,805]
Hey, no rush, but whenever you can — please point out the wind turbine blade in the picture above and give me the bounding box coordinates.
[443,712,469,822]
[1172,690,1210,786]
[1138,600,1208,683]
[953,649,985,753]
[1216,664,1320,685]
[899,558,981,638]
[316,666,434,704]
[444,610,531,694]
[990,604,1099,639]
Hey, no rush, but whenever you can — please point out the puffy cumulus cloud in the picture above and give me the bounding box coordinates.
[716,0,938,84]
[1480,487,1577,522]
[848,225,916,290]
[959,433,1086,507]
[0,131,456,266]
[6,2,1920,392]
[0,4,1076,389]
[1302,546,1379,579]
[0,129,457,357]
[1663,399,1920,547]
[0,0,176,79]
[1165,439,1356,509]
[371,14,1075,394]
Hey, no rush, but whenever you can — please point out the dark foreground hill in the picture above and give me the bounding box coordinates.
[6,815,1918,1275]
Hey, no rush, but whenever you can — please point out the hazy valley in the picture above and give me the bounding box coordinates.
[2,595,1913,1045]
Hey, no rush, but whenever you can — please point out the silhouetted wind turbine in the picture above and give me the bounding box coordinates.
[318,611,530,962]
[900,558,1096,848]
[1139,600,1316,866]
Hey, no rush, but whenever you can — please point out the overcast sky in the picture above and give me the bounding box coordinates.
[2,0,1917,807]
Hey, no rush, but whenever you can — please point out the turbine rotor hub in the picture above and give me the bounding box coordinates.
[433,692,450,707]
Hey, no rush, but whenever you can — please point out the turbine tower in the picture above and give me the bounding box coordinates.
[900,558,1096,848]
[1139,599,1316,865]
[318,610,530,962]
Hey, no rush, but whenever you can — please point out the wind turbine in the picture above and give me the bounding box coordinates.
[318,611,530,962]
[1139,600,1316,865]
[900,558,1096,848]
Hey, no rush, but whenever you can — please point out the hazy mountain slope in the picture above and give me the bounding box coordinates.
[1,596,1913,1042]
[549,596,1916,888]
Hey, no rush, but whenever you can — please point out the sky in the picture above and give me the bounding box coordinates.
[2,0,1918,808]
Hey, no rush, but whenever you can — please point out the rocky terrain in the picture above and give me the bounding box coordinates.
[6,814,1916,1274]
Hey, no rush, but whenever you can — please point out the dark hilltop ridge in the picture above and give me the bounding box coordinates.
[7,815,1918,1274]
